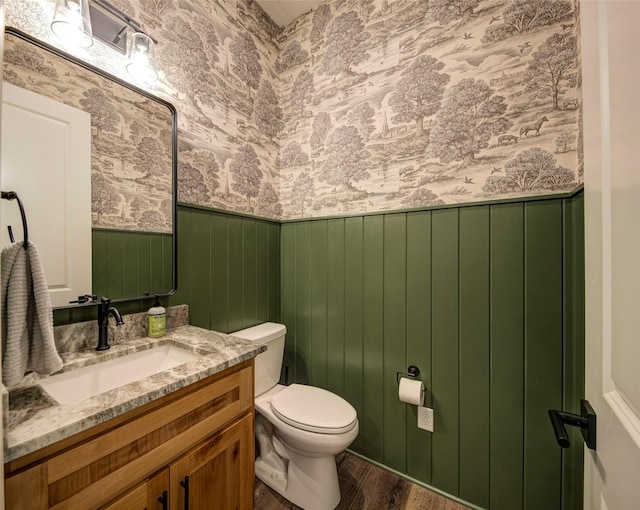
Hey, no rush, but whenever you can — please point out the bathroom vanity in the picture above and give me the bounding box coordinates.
[3,314,265,509]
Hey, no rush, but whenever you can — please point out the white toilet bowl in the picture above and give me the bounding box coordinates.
[232,323,359,510]
[254,384,359,510]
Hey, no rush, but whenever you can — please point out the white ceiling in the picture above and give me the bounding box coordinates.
[256,0,323,27]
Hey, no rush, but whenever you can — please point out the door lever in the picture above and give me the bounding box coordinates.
[548,399,596,450]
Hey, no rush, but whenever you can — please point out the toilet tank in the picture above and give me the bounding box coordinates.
[231,322,286,397]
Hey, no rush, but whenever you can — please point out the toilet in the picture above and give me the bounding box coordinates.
[233,322,359,510]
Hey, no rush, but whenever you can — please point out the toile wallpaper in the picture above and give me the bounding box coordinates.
[7,0,582,222]
[276,0,583,218]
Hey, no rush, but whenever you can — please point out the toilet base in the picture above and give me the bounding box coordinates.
[255,452,341,510]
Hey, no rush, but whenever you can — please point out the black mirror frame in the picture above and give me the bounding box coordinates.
[4,27,178,309]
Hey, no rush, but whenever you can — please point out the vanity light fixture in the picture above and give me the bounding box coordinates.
[51,0,93,49]
[126,32,158,84]
[51,0,158,83]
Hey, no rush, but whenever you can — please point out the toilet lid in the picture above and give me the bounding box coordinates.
[270,384,357,434]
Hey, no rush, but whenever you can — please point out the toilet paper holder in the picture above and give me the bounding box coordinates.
[396,365,421,385]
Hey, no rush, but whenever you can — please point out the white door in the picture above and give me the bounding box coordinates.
[581,1,640,508]
[1,82,92,307]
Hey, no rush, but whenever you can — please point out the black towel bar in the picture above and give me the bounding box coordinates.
[1,191,29,250]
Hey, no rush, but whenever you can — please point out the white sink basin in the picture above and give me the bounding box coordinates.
[39,344,201,405]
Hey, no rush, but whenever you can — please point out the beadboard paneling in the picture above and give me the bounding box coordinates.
[280,193,584,510]
[169,206,281,333]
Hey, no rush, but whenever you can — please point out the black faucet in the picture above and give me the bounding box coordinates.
[96,297,124,351]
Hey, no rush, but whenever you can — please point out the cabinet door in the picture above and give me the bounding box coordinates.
[102,468,169,510]
[170,413,254,510]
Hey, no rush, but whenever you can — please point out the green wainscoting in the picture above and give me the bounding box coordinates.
[54,229,173,324]
[168,205,281,332]
[280,192,585,510]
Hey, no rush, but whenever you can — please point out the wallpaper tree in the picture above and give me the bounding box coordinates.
[193,150,221,195]
[92,173,120,222]
[430,78,512,164]
[483,148,575,192]
[276,41,308,73]
[291,171,315,216]
[80,88,120,136]
[230,32,263,96]
[310,112,332,149]
[347,102,376,141]
[483,0,573,42]
[279,141,309,168]
[402,188,444,207]
[140,0,172,28]
[252,80,283,142]
[134,137,165,178]
[310,4,332,45]
[178,161,209,204]
[321,11,370,76]
[4,41,58,78]
[389,55,450,137]
[254,183,282,218]
[159,16,216,123]
[290,70,315,117]
[230,144,263,210]
[429,0,480,24]
[320,126,370,191]
[524,33,578,111]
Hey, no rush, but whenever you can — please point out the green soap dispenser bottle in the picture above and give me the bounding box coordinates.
[147,295,166,338]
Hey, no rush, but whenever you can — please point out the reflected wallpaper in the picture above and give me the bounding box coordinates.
[7,0,582,221]
[3,33,173,233]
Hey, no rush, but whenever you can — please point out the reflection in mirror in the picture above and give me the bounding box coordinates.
[1,28,177,308]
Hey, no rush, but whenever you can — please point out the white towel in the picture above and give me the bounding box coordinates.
[1,241,62,387]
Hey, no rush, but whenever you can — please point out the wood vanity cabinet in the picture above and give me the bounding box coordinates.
[4,360,255,510]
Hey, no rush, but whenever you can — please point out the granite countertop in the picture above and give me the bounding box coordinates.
[4,325,266,463]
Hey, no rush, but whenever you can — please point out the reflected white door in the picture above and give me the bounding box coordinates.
[581,1,640,508]
[1,82,92,307]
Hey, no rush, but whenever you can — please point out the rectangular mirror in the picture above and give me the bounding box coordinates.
[1,28,177,308]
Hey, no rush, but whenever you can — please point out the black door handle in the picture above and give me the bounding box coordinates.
[548,399,596,450]
[180,475,190,510]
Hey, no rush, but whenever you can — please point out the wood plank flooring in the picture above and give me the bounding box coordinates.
[254,452,470,509]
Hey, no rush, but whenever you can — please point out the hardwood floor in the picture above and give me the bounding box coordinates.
[254,452,469,510]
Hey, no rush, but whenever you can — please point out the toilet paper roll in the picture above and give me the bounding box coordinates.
[398,377,425,406]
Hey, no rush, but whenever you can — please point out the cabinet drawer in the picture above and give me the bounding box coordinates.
[5,362,253,510]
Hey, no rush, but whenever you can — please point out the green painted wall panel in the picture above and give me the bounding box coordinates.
[242,219,257,328]
[281,223,297,383]
[210,213,229,333]
[268,222,281,324]
[459,206,490,508]
[430,208,460,497]
[277,194,583,510]
[362,215,384,461]
[106,231,124,299]
[405,211,432,483]
[489,203,525,510]
[326,219,345,397]
[344,216,364,453]
[188,210,211,329]
[524,200,563,510]
[310,221,328,389]
[136,233,151,296]
[227,216,244,333]
[382,214,407,472]
[256,221,269,323]
[121,232,138,298]
[294,223,312,384]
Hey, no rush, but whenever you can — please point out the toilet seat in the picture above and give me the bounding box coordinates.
[270,384,357,434]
